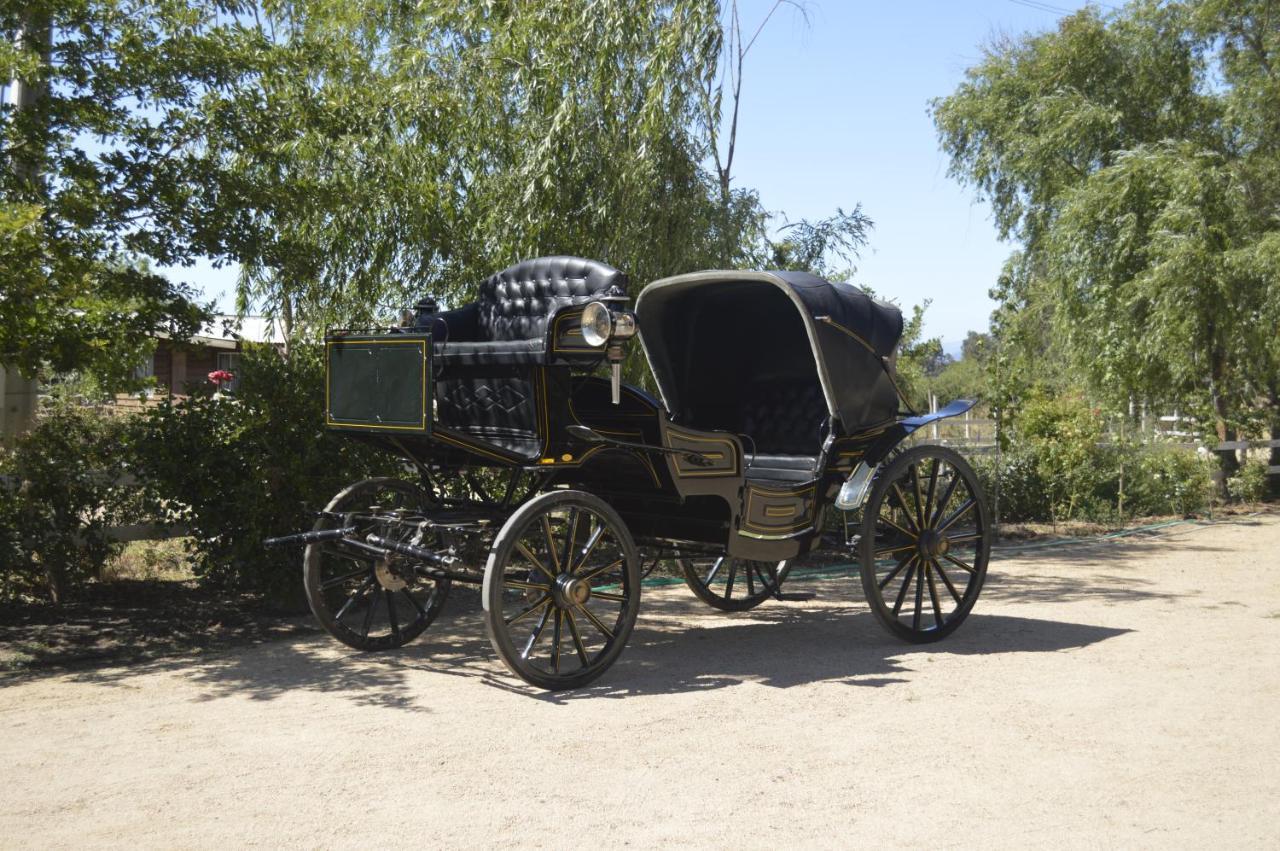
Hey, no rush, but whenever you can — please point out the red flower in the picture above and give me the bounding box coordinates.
[208,369,235,386]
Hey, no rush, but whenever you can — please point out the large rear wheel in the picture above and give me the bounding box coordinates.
[859,446,990,643]
[304,478,451,651]
[483,490,640,690]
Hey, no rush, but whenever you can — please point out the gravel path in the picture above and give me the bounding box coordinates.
[3,514,1278,848]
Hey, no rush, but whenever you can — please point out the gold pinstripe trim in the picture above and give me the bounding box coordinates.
[742,482,816,534]
[665,427,740,477]
[432,427,521,465]
[550,308,601,354]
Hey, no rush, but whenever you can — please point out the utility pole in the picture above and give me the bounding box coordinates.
[1,13,50,446]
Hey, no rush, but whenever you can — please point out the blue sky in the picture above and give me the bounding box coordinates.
[179,0,1103,347]
[725,0,1109,346]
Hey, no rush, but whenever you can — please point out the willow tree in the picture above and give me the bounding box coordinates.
[192,0,764,335]
[933,0,1280,473]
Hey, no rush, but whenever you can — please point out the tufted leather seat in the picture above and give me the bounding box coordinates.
[422,257,626,365]
[739,381,828,455]
[423,257,626,457]
[476,256,626,341]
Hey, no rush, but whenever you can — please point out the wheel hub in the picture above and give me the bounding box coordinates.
[374,557,409,592]
[554,574,591,608]
[917,529,950,559]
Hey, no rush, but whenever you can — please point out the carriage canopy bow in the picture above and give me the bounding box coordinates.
[634,270,906,433]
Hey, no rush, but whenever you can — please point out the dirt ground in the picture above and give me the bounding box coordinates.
[2,514,1278,849]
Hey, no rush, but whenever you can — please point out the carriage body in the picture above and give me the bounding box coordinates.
[271,257,991,689]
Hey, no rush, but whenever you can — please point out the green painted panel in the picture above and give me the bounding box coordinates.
[325,335,430,433]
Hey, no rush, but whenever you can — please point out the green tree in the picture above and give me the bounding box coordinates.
[0,2,227,387]
[188,0,761,337]
[933,1,1280,478]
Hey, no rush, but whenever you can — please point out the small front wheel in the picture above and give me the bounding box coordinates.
[483,490,641,690]
[677,557,790,611]
[304,478,451,651]
[859,445,990,643]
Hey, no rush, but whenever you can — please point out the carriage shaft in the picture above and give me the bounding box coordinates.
[263,527,357,548]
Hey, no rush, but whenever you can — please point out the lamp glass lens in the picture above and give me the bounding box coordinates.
[581,302,613,347]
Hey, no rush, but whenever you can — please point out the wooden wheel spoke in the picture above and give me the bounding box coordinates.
[566,610,590,668]
[578,557,625,583]
[889,484,920,532]
[515,540,557,582]
[746,560,756,595]
[333,576,374,621]
[323,565,370,590]
[522,605,552,659]
[910,462,927,530]
[944,553,975,574]
[725,559,738,599]
[704,557,725,586]
[753,562,776,591]
[873,542,917,559]
[591,590,627,603]
[506,595,550,626]
[577,602,615,641]
[562,508,579,574]
[573,523,606,574]
[930,474,962,527]
[503,578,549,592]
[923,459,941,523]
[542,515,562,574]
[912,559,925,629]
[933,558,963,604]
[386,589,400,637]
[938,498,976,533]
[401,588,428,619]
[892,562,917,617]
[361,586,379,638]
[925,562,944,629]
[551,610,563,674]
[878,554,916,591]
[878,512,918,541]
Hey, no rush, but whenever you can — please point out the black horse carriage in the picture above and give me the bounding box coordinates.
[266,256,990,689]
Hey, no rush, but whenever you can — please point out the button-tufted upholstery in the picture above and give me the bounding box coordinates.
[476,256,627,342]
[740,381,829,455]
[421,257,626,458]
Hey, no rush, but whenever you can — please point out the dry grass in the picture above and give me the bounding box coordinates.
[100,539,194,583]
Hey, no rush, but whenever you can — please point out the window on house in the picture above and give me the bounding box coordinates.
[133,353,156,395]
[216,352,242,391]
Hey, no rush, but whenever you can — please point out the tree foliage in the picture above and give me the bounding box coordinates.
[187,0,770,334]
[933,0,1280,453]
[1,1,222,386]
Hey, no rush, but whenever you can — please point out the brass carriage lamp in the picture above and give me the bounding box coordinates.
[580,298,637,404]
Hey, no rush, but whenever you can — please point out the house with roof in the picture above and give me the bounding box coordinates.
[118,315,286,410]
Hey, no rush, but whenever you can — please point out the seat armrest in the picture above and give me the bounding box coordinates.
[419,301,479,343]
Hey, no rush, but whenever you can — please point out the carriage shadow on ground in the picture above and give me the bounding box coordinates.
[56,520,1257,708]
[64,565,1132,709]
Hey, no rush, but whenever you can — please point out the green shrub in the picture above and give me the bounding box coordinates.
[1126,446,1215,517]
[1226,459,1270,503]
[1012,391,1106,524]
[0,405,135,602]
[131,343,399,608]
[974,449,1050,523]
